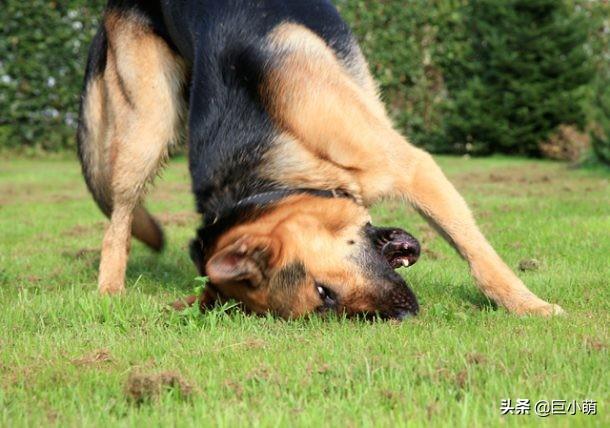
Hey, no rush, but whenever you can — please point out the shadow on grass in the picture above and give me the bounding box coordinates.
[62,243,498,312]
[454,286,498,312]
[61,246,196,294]
[126,254,196,294]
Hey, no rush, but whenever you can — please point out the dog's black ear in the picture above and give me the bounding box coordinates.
[189,239,205,275]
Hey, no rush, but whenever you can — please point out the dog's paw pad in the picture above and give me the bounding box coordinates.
[517,302,566,317]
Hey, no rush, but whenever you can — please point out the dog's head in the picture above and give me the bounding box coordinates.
[190,195,420,320]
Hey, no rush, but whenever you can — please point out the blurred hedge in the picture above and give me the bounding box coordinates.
[1,0,608,163]
[580,0,610,165]
[0,1,104,151]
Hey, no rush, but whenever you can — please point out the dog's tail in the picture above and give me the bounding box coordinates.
[76,26,164,252]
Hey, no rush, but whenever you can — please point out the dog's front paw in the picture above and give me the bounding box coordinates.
[513,301,565,317]
[99,283,126,295]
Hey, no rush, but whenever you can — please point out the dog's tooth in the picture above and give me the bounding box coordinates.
[401,259,410,267]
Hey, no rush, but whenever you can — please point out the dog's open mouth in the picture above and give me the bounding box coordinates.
[372,227,421,269]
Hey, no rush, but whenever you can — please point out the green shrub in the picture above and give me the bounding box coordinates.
[0,1,104,151]
[591,78,610,165]
[576,0,610,166]
[442,0,593,155]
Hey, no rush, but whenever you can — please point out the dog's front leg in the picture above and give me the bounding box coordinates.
[99,205,133,294]
[388,146,564,315]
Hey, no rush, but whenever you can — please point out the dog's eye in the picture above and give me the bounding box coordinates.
[316,283,337,307]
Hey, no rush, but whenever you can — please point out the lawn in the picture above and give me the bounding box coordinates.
[0,155,608,427]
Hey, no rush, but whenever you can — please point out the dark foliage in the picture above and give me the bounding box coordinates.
[0,0,606,160]
[441,0,593,156]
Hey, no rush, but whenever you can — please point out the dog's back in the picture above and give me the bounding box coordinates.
[157,0,355,59]
[77,0,368,250]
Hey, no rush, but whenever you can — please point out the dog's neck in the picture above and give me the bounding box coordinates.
[204,188,353,226]
[190,188,356,271]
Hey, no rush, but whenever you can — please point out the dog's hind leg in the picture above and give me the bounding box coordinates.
[78,13,186,294]
[262,23,562,316]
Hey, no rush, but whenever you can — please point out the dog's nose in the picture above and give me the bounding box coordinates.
[383,282,419,320]
[389,308,417,321]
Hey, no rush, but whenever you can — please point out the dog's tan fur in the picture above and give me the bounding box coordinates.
[257,23,561,315]
[80,11,187,294]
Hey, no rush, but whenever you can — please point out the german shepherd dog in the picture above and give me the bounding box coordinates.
[77,0,563,319]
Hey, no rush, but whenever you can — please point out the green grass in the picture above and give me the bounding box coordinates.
[0,156,608,427]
